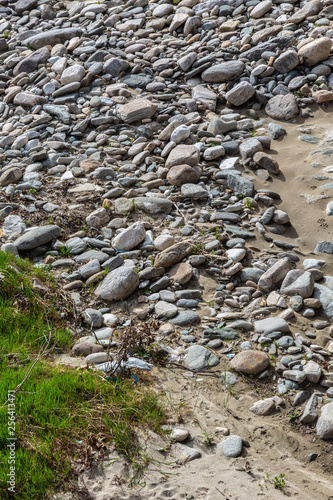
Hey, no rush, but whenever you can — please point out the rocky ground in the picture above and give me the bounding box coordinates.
[2,0,333,498]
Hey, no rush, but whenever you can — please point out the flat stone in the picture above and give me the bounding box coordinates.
[258,257,291,293]
[280,270,314,298]
[119,99,157,123]
[154,241,193,269]
[112,222,146,252]
[166,145,200,169]
[155,301,178,319]
[170,311,200,326]
[254,317,290,335]
[226,81,255,106]
[14,225,61,251]
[265,94,298,121]
[202,61,245,83]
[250,398,275,416]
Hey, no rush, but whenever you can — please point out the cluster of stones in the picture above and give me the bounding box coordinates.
[1,0,333,458]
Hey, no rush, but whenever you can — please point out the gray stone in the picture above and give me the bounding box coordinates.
[315,241,333,254]
[226,81,255,106]
[155,301,178,319]
[202,61,245,83]
[83,308,103,328]
[239,138,263,159]
[217,435,243,457]
[95,267,139,301]
[316,403,333,439]
[265,94,298,121]
[170,311,200,326]
[61,64,85,85]
[227,174,254,197]
[254,317,290,335]
[280,270,314,298]
[268,123,286,140]
[192,85,217,111]
[14,225,61,251]
[66,237,87,255]
[303,361,322,383]
[112,222,146,252]
[183,345,219,371]
[313,283,333,320]
[23,28,83,49]
[300,394,318,424]
[273,50,299,74]
[258,257,291,293]
[119,99,157,123]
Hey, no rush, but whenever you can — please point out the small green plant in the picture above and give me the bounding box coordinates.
[251,127,257,136]
[244,198,253,210]
[131,199,138,211]
[59,245,70,257]
[288,410,300,421]
[273,474,286,490]
[47,216,53,224]
[202,430,215,446]
[2,30,10,39]
[192,242,204,254]
[209,141,217,147]
[172,0,181,4]
[29,188,36,195]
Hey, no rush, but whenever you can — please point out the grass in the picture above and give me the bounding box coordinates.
[0,252,168,499]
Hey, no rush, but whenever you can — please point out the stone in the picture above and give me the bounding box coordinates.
[86,208,110,228]
[217,435,243,458]
[288,0,322,23]
[251,0,272,18]
[300,394,318,424]
[15,0,37,14]
[208,118,236,135]
[226,81,255,106]
[183,345,219,371]
[181,184,208,199]
[254,317,290,335]
[13,93,47,107]
[170,262,193,285]
[298,38,332,67]
[283,370,306,384]
[239,138,263,159]
[280,270,314,298]
[14,226,61,251]
[316,403,333,439]
[167,165,200,186]
[253,152,279,175]
[134,198,173,214]
[95,267,139,301]
[171,428,190,442]
[303,360,322,383]
[83,308,103,328]
[173,443,201,462]
[265,94,298,121]
[170,311,200,326]
[112,222,146,252]
[268,123,286,140]
[154,234,175,251]
[227,174,254,197]
[66,237,87,255]
[315,241,333,254]
[13,47,50,76]
[155,301,178,319]
[170,125,191,144]
[23,28,83,49]
[61,64,85,85]
[273,50,299,74]
[230,350,270,374]
[258,257,291,293]
[250,399,275,415]
[154,241,194,269]
[0,168,23,186]
[166,145,200,169]
[79,259,101,279]
[191,85,217,111]
[119,99,157,123]
[104,58,124,77]
[202,61,245,83]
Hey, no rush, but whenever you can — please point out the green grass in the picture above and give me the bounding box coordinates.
[0,253,167,499]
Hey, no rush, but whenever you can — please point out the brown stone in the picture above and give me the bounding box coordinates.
[0,167,23,186]
[165,145,200,169]
[313,90,333,103]
[230,350,270,374]
[80,159,103,173]
[154,241,194,269]
[167,164,201,186]
[253,152,279,175]
[170,262,193,285]
[119,99,157,123]
[298,37,332,67]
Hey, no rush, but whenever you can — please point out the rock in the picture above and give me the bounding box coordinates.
[258,257,291,293]
[155,301,178,319]
[273,50,299,74]
[265,94,298,121]
[315,241,333,254]
[192,85,217,111]
[300,394,318,424]
[316,403,333,439]
[253,152,279,175]
[166,145,200,168]
[280,270,314,298]
[154,241,194,269]
[181,184,208,199]
[239,138,263,159]
[23,28,83,49]
[173,443,201,462]
[119,99,157,123]
[83,308,103,328]
[13,93,47,107]
[14,226,61,251]
[86,208,110,228]
[183,345,219,371]
[134,197,173,214]
[79,259,101,279]
[230,350,270,374]
[170,311,200,326]
[298,37,332,67]
[170,262,193,285]
[0,168,23,186]
[225,82,255,106]
[154,234,175,251]
[61,64,85,85]
[15,0,37,14]
[95,267,139,301]
[288,0,323,24]
[283,370,306,384]
[171,428,190,442]
[268,123,286,140]
[217,435,243,458]
[254,317,290,335]
[251,0,272,18]
[250,399,275,416]
[112,222,146,251]
[13,47,50,76]
[227,174,254,197]
[170,125,191,144]
[202,61,245,83]
[303,361,322,383]
[167,165,200,186]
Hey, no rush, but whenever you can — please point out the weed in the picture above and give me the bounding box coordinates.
[273,474,286,490]
[251,127,257,136]
[288,410,300,421]
[2,30,9,39]
[244,198,253,210]
[47,216,53,225]
[131,199,138,211]
[202,430,215,446]
[59,245,71,257]
[29,188,36,195]
[192,242,204,254]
